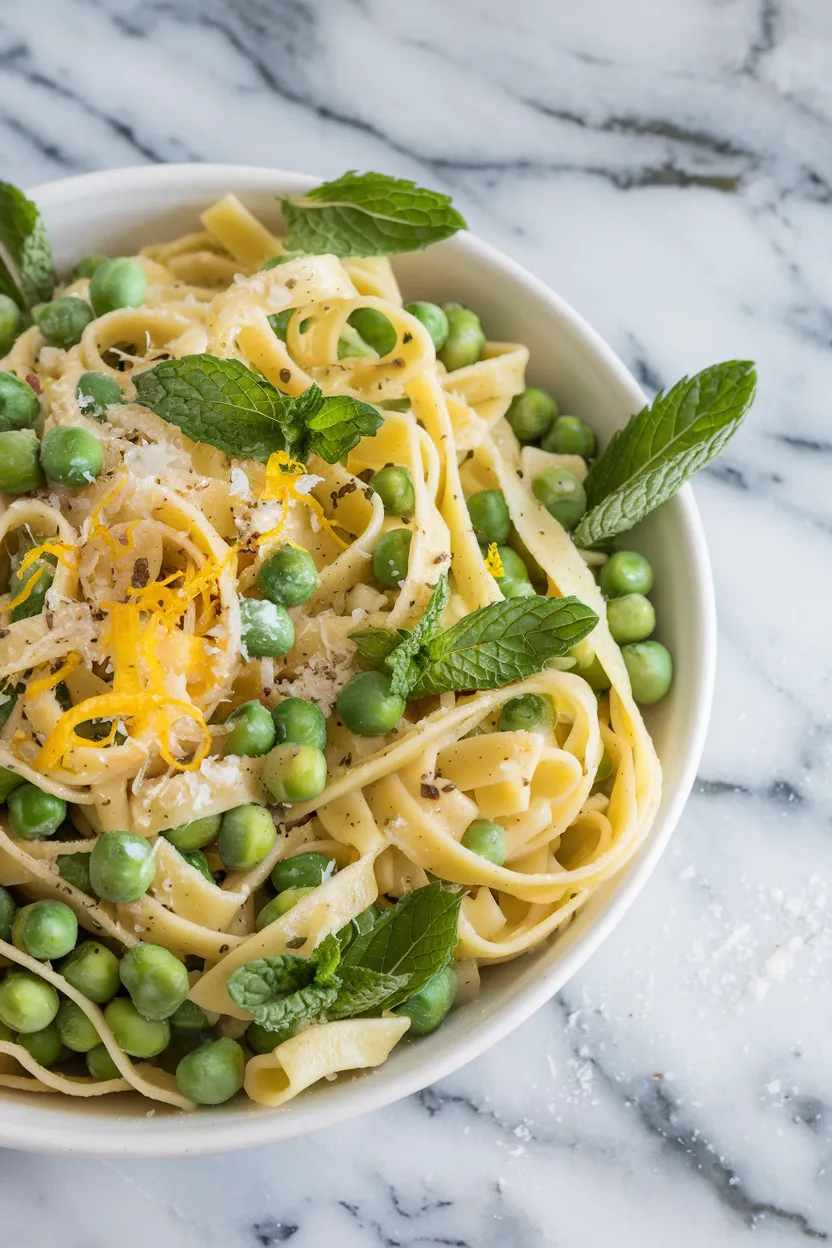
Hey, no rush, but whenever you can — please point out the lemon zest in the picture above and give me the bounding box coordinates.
[7,538,77,612]
[257,451,348,550]
[25,653,82,701]
[484,543,504,578]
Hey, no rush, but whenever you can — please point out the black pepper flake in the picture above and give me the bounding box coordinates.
[433,552,450,564]
[337,481,357,499]
[393,358,405,368]
[403,332,412,344]
[339,753,352,767]
[131,557,150,589]
[286,936,306,950]
[280,368,291,383]
[0,630,8,640]
[219,944,230,954]
[285,277,297,290]
[441,782,456,793]
[362,487,374,501]
[420,781,440,800]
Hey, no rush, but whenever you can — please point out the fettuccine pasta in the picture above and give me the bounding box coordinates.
[0,186,661,1114]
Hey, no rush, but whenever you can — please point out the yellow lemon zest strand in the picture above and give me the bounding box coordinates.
[25,653,82,701]
[87,473,132,556]
[6,538,78,612]
[484,543,504,578]
[36,691,209,772]
[258,451,348,550]
[7,566,44,612]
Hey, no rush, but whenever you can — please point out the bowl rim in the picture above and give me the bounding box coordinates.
[0,163,716,1156]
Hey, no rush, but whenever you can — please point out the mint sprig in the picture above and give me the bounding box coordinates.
[0,182,54,308]
[225,883,462,1041]
[573,360,756,548]
[387,575,450,698]
[351,592,598,699]
[281,171,466,258]
[352,627,410,671]
[133,355,382,464]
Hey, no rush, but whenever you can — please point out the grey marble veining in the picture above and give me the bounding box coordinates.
[2,0,832,1243]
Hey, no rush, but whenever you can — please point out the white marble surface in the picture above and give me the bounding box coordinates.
[2,0,832,1242]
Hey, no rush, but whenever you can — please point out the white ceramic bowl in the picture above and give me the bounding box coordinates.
[0,165,716,1155]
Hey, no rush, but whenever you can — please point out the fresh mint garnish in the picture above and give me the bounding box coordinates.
[133,355,382,464]
[225,883,462,1040]
[387,575,450,698]
[353,594,598,700]
[281,171,466,258]
[0,182,54,308]
[573,360,756,548]
[350,627,411,671]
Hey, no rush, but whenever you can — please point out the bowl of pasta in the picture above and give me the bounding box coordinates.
[0,163,740,1155]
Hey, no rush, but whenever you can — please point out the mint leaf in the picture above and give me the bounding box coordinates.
[307,393,383,463]
[249,981,339,1036]
[0,183,53,307]
[387,574,450,698]
[327,965,410,1019]
[574,360,756,548]
[226,953,314,1012]
[343,882,462,1008]
[349,627,410,671]
[311,933,342,985]
[409,596,598,697]
[281,171,467,258]
[134,355,381,465]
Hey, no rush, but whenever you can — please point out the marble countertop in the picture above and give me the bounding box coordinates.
[2,0,832,1242]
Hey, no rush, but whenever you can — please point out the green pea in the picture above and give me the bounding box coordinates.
[0,971,59,1033]
[103,997,170,1058]
[371,466,415,517]
[76,371,123,420]
[8,784,65,840]
[59,941,121,1004]
[337,671,405,736]
[85,1043,120,1080]
[171,999,210,1036]
[0,371,39,431]
[12,901,77,960]
[0,766,23,805]
[180,849,214,884]
[56,852,94,895]
[56,998,100,1053]
[404,301,449,351]
[500,578,537,599]
[163,814,221,853]
[494,546,529,582]
[599,551,654,598]
[541,414,596,458]
[570,641,611,692]
[348,308,397,356]
[271,697,327,750]
[40,425,103,488]
[176,1036,245,1105]
[607,593,656,645]
[373,527,412,588]
[467,489,511,546]
[257,544,319,608]
[532,466,587,531]
[622,641,673,705]
[18,1022,65,1067]
[72,254,108,280]
[594,750,614,786]
[246,1020,280,1055]
[271,851,336,893]
[218,805,277,871]
[225,699,276,758]
[119,943,189,1021]
[261,744,328,804]
[395,964,457,1035]
[255,886,315,930]
[0,297,22,358]
[438,306,485,372]
[239,597,294,658]
[89,257,147,317]
[0,884,16,941]
[34,297,94,350]
[506,387,556,443]
[89,831,156,903]
[0,430,43,494]
[461,819,507,866]
[499,693,554,734]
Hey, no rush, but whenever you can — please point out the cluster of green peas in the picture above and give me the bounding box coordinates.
[463,382,672,705]
[0,255,153,495]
